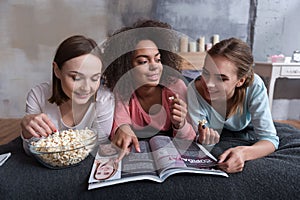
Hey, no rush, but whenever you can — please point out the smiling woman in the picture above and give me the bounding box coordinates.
[131,40,163,88]
[20,35,115,151]
[187,37,279,173]
[102,19,196,162]
[53,54,102,106]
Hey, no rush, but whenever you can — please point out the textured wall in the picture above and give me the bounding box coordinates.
[253,0,300,61]
[155,0,250,43]
[106,0,251,44]
[0,0,108,117]
[0,0,299,118]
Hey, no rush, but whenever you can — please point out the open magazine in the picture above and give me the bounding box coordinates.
[88,135,228,190]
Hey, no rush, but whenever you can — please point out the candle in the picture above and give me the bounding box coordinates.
[180,36,188,52]
[199,37,205,52]
[189,42,196,52]
[213,34,219,45]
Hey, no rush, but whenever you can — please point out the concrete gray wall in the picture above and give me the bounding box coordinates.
[0,0,299,118]
[154,0,250,43]
[253,0,300,61]
[106,0,251,47]
[0,0,108,117]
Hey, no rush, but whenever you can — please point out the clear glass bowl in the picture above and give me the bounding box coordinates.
[26,129,98,169]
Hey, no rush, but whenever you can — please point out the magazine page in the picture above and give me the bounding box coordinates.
[88,142,122,189]
[88,140,161,190]
[88,136,228,189]
[170,138,228,177]
[149,136,228,179]
[120,140,157,177]
[173,138,218,168]
[149,135,186,174]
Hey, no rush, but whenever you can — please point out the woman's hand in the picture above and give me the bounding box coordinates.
[170,94,187,129]
[20,113,57,139]
[217,140,276,173]
[217,146,248,173]
[197,125,220,145]
[112,124,140,162]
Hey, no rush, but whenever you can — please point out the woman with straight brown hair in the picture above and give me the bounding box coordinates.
[187,37,279,173]
[21,35,114,143]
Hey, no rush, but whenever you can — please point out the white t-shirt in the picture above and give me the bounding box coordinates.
[25,82,114,142]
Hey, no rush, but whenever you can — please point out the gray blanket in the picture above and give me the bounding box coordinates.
[1,122,299,200]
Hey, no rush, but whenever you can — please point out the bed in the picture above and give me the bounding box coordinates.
[0,122,299,199]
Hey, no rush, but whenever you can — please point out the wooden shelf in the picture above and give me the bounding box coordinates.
[178,52,206,70]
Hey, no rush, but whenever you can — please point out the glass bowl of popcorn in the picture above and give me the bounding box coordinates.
[27,128,98,169]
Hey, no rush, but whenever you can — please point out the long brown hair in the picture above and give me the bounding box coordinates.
[48,35,102,105]
[207,37,254,117]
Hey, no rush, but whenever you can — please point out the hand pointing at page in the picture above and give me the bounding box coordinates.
[112,124,141,163]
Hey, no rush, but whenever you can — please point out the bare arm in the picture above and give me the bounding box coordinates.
[112,124,141,163]
[217,140,275,173]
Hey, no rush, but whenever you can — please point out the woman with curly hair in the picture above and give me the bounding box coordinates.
[102,19,196,161]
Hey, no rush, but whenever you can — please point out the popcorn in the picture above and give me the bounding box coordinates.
[198,119,207,129]
[30,128,96,168]
[168,96,175,100]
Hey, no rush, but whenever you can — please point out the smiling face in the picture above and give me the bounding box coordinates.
[95,163,115,180]
[54,54,102,105]
[200,55,245,102]
[131,40,163,88]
